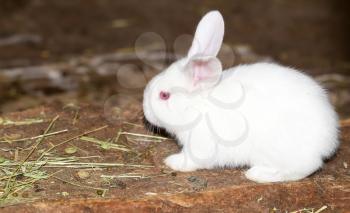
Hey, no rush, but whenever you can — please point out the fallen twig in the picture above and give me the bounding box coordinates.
[0,117,45,126]
[37,125,108,161]
[0,129,68,143]
[80,136,131,152]
[120,132,169,140]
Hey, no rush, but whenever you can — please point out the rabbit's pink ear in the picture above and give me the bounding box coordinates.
[185,56,222,89]
[187,11,224,58]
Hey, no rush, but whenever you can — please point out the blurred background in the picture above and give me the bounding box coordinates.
[0,0,349,117]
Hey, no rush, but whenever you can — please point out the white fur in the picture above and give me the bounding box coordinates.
[143,11,339,183]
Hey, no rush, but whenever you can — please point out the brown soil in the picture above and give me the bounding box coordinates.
[0,104,349,212]
[0,0,350,117]
[0,0,349,72]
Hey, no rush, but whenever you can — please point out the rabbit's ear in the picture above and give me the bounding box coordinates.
[185,55,222,89]
[187,11,224,58]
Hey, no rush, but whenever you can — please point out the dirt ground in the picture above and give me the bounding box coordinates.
[0,0,350,116]
[0,104,349,212]
[0,0,349,70]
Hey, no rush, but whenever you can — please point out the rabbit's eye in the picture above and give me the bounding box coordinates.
[159,91,170,100]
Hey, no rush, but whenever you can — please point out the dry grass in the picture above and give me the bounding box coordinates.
[0,114,167,207]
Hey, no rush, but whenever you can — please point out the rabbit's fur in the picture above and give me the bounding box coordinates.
[143,11,339,182]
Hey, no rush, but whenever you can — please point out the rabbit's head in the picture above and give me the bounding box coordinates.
[143,11,225,132]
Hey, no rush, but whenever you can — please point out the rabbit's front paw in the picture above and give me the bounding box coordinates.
[164,153,198,172]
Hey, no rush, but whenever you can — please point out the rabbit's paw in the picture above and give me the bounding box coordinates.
[164,153,198,172]
[245,166,285,183]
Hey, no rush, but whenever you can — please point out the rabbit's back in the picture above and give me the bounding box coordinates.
[222,63,339,162]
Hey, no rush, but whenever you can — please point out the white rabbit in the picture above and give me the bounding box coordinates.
[143,11,339,182]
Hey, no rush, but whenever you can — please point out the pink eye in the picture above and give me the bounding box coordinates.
[159,91,170,100]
